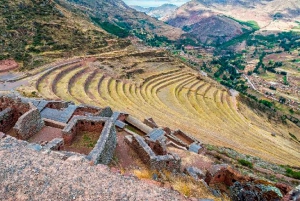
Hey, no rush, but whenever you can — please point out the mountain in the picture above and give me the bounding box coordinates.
[0,0,122,69]
[166,0,300,45]
[130,4,178,20]
[64,0,183,40]
[0,0,184,69]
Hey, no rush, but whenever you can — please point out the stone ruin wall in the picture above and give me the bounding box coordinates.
[0,96,37,135]
[87,117,117,165]
[43,118,66,129]
[43,138,64,151]
[130,134,181,172]
[150,154,181,173]
[98,107,113,118]
[45,101,70,110]
[146,138,167,156]
[172,129,198,145]
[0,96,31,123]
[165,134,188,148]
[62,116,107,145]
[72,107,101,116]
[131,134,154,166]
[0,108,14,133]
[13,103,44,140]
[71,106,113,118]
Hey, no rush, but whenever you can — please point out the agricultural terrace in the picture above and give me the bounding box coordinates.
[33,50,300,166]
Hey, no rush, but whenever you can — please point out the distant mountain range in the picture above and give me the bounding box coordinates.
[165,0,300,45]
[130,4,178,20]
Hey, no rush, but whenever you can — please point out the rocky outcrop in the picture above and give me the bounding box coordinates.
[0,135,187,200]
[230,181,283,201]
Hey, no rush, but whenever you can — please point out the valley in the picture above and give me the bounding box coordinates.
[1,0,300,200]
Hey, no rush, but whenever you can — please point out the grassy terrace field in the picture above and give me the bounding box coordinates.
[33,51,300,166]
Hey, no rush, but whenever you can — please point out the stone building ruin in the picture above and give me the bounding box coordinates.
[0,95,116,165]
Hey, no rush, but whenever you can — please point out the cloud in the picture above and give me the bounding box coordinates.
[123,0,189,7]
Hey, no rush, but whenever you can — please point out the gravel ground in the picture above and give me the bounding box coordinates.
[0,136,187,201]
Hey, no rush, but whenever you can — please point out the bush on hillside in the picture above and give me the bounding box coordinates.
[238,159,253,168]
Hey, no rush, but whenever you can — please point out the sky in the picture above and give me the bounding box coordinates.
[123,0,190,7]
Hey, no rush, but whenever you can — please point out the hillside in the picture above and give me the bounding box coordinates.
[0,0,183,70]
[131,4,178,20]
[64,0,183,40]
[0,0,121,70]
[166,0,300,44]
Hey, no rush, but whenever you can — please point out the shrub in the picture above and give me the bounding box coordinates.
[259,100,273,108]
[238,159,253,168]
[286,168,300,179]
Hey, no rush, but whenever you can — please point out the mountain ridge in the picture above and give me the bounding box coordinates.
[165,0,300,45]
[130,4,178,20]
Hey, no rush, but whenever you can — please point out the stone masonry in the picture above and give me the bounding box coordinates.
[62,116,108,145]
[129,134,181,172]
[13,103,44,140]
[87,117,117,165]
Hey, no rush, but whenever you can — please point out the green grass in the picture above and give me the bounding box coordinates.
[286,168,300,179]
[238,159,253,168]
[283,75,289,85]
[91,17,129,38]
[227,16,260,30]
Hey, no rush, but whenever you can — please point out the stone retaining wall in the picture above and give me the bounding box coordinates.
[34,59,81,89]
[13,103,44,140]
[67,68,87,95]
[52,64,82,94]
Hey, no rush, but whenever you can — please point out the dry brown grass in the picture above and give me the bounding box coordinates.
[133,169,154,180]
